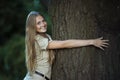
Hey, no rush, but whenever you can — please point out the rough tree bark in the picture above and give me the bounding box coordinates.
[48,0,120,80]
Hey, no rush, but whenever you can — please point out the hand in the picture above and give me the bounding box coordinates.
[93,37,109,50]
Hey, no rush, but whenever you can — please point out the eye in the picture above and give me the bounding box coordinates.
[42,20,45,22]
[37,21,41,25]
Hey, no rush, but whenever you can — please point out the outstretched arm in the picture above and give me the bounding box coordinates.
[47,37,109,50]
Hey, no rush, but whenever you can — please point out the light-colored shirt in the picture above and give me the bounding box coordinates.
[24,34,52,80]
[35,34,52,78]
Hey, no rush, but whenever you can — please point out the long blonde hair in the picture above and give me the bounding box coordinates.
[25,11,54,75]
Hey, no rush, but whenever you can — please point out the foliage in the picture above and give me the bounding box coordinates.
[0,0,52,80]
[0,34,26,80]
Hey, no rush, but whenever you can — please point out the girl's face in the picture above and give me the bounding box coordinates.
[36,15,47,33]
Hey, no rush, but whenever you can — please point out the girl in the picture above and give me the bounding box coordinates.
[24,11,109,80]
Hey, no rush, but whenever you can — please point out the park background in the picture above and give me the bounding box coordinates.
[0,0,52,80]
[0,0,120,80]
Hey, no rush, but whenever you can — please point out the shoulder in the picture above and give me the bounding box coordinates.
[35,34,49,49]
[35,34,49,43]
[46,34,51,38]
[46,34,53,42]
[35,34,44,40]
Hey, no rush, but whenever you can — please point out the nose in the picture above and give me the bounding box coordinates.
[43,22,47,26]
[41,22,46,26]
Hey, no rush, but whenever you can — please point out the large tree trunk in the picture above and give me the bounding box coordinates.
[48,0,120,80]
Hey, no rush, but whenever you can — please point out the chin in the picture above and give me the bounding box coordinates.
[42,30,47,33]
[37,29,47,33]
[40,30,47,33]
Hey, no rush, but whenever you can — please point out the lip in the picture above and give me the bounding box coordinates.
[40,26,47,31]
[41,27,47,29]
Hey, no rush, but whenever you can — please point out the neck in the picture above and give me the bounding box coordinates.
[40,33,46,37]
[36,32,47,38]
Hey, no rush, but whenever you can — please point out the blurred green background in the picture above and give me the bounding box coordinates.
[0,0,51,80]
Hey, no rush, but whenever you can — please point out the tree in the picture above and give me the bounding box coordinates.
[49,0,120,80]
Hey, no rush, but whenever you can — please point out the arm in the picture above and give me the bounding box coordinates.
[47,37,109,50]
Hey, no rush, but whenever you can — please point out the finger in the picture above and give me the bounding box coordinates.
[101,45,108,48]
[103,43,109,45]
[102,40,109,42]
[98,37,103,40]
[99,46,104,50]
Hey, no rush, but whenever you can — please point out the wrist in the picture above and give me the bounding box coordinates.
[89,40,95,45]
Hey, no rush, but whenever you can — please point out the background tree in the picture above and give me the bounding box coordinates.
[49,0,120,80]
